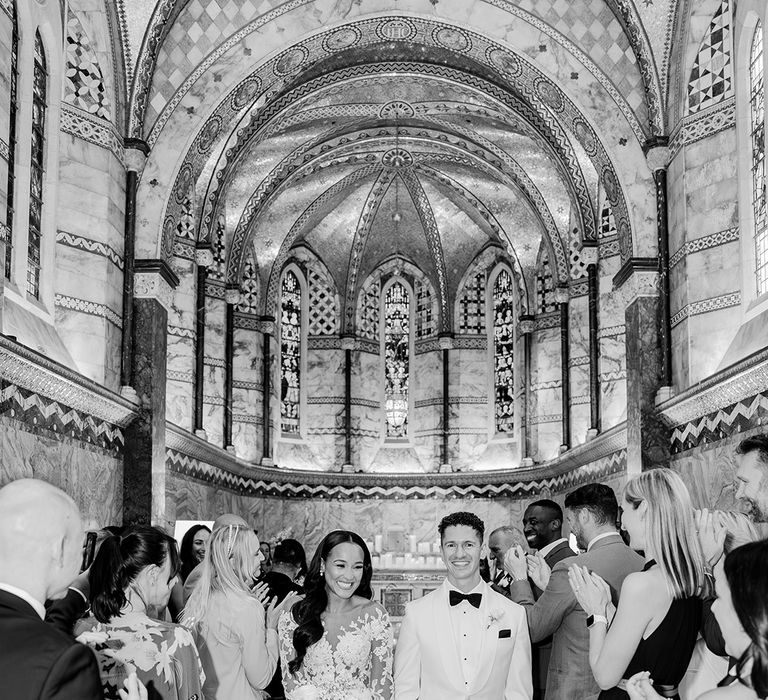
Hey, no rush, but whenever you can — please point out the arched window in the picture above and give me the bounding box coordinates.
[384,281,410,438]
[493,269,515,435]
[750,22,767,295]
[27,32,47,298]
[5,1,18,280]
[280,270,301,435]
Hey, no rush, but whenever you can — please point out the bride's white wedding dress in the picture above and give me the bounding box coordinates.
[278,600,393,700]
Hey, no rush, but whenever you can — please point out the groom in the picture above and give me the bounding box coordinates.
[394,512,532,699]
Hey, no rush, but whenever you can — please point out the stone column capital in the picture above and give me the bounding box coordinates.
[133,259,179,311]
[519,315,535,334]
[195,246,214,268]
[341,335,356,351]
[554,285,569,304]
[124,138,149,173]
[225,287,241,305]
[438,334,454,351]
[580,243,598,266]
[259,317,276,335]
[612,257,660,305]
[643,136,671,172]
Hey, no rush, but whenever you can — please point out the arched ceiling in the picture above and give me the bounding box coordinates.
[127,2,666,329]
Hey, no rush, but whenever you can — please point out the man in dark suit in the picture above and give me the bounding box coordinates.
[0,478,104,700]
[505,484,643,700]
[519,499,576,700]
[261,539,305,699]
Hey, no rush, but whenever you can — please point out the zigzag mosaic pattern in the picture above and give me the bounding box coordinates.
[0,380,124,455]
[688,0,733,114]
[166,447,626,499]
[670,390,768,454]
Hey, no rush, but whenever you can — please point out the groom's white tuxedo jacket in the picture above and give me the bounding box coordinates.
[394,580,532,699]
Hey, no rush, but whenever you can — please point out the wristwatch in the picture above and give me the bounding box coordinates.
[586,614,608,628]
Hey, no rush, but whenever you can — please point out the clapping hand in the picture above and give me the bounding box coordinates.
[503,545,529,582]
[624,671,662,700]
[266,590,302,630]
[118,672,148,700]
[694,508,727,568]
[568,564,611,617]
[527,552,551,591]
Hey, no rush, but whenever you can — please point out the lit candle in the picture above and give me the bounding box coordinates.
[409,535,417,553]
[374,534,383,553]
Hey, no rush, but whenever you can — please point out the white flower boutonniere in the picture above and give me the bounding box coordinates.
[486,608,504,630]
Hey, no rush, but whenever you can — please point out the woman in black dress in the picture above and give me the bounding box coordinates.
[569,468,707,699]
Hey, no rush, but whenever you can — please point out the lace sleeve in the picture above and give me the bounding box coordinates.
[278,610,301,698]
[368,605,394,700]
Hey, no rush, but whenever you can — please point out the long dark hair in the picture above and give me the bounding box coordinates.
[725,539,768,698]
[90,526,180,623]
[179,524,211,581]
[288,530,372,673]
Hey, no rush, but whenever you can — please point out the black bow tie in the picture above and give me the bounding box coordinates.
[449,590,482,608]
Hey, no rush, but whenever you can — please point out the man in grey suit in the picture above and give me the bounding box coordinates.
[505,484,643,700]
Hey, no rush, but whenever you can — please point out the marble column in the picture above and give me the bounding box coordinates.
[341,335,355,470]
[557,286,570,451]
[583,244,600,437]
[439,334,453,470]
[261,316,275,466]
[194,246,213,438]
[123,261,178,526]
[120,140,149,395]
[519,315,535,464]
[614,259,670,474]
[646,142,673,401]
[224,288,239,451]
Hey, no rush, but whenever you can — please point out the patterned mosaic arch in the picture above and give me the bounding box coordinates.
[226,123,570,299]
[158,16,637,278]
[195,66,598,257]
[128,0,661,140]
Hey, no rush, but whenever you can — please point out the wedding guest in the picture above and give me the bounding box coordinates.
[395,512,532,699]
[279,530,393,699]
[625,539,768,700]
[260,541,273,574]
[180,525,211,583]
[183,513,249,603]
[506,483,643,700]
[184,523,297,699]
[78,526,205,700]
[522,499,577,700]
[262,538,305,699]
[568,469,706,699]
[488,525,517,594]
[0,478,104,700]
[733,435,768,523]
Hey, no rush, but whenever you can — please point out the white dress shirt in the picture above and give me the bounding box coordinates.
[448,580,485,688]
[537,537,568,559]
[0,582,46,619]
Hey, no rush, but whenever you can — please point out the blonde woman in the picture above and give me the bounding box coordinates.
[183,523,298,700]
[568,468,706,699]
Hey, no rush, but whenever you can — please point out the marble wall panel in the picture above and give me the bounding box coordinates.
[232,326,262,461]
[203,364,225,447]
[351,351,382,470]
[305,348,344,398]
[166,332,194,429]
[412,350,441,470]
[600,334,628,428]
[204,297,226,360]
[0,418,122,527]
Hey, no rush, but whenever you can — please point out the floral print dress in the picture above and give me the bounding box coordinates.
[76,612,205,700]
[278,600,394,700]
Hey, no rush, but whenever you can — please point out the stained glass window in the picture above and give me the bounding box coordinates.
[493,270,515,434]
[751,23,768,294]
[27,32,47,298]
[280,271,301,434]
[5,1,18,280]
[536,251,556,314]
[384,282,409,438]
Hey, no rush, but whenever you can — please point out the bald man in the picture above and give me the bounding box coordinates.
[183,512,249,602]
[0,478,104,699]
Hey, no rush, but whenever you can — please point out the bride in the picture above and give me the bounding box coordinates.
[278,530,393,700]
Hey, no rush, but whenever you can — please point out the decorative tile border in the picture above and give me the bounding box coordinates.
[166,428,627,500]
[599,325,626,338]
[453,336,488,350]
[671,291,740,328]
[233,413,262,425]
[0,137,9,162]
[167,325,195,339]
[307,336,342,350]
[669,97,735,158]
[529,414,562,424]
[60,103,123,162]
[669,226,739,269]
[600,370,627,382]
[56,231,124,270]
[531,380,562,391]
[233,380,262,391]
[306,396,344,405]
[205,282,226,299]
[669,390,768,454]
[167,369,193,383]
[659,347,768,427]
[203,356,225,368]
[351,398,379,409]
[0,222,9,243]
[599,237,621,258]
[535,314,560,331]
[55,294,122,330]
[0,380,124,456]
[234,313,259,331]
[203,395,224,406]
[569,356,590,368]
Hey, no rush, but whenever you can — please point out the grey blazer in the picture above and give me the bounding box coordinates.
[510,533,644,700]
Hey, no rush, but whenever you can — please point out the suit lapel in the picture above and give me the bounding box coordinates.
[434,582,465,692]
[468,581,498,695]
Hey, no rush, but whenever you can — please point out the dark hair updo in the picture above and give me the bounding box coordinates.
[90,526,180,623]
[289,530,372,673]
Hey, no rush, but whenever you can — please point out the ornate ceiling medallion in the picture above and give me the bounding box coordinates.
[382,148,414,168]
[433,26,471,52]
[322,26,362,52]
[376,18,417,42]
[379,101,415,119]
